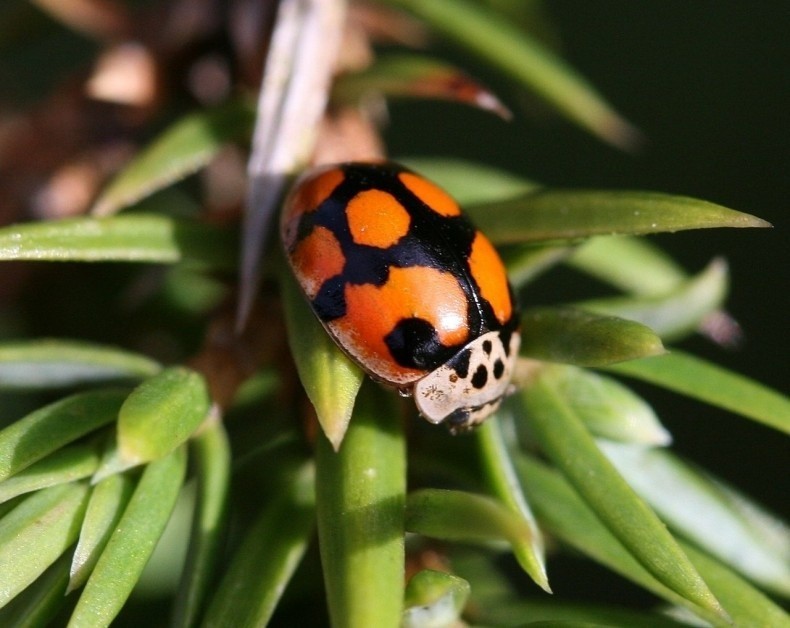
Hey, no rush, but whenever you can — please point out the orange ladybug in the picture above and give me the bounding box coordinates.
[281,161,520,431]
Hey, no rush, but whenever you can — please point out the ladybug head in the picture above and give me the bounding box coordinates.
[412,329,520,432]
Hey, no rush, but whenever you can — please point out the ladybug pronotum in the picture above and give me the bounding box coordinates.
[280,161,520,432]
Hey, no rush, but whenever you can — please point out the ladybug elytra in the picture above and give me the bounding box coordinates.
[280,161,520,432]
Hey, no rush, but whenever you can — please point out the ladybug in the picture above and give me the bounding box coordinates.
[280,161,520,432]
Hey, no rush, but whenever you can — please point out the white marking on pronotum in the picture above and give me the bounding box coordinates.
[414,329,520,430]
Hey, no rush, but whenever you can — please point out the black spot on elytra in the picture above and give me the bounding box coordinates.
[384,318,459,371]
[499,325,515,356]
[493,359,505,379]
[312,276,346,321]
[471,365,488,389]
[482,339,492,355]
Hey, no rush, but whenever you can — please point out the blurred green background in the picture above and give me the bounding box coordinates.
[1,0,787,516]
[0,0,787,616]
[387,2,788,515]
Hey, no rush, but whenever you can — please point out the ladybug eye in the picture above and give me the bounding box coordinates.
[445,408,473,432]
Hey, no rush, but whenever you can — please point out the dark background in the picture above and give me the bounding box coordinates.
[387,1,789,513]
